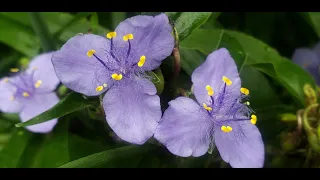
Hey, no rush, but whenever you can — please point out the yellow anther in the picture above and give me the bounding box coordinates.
[103,83,108,88]
[205,85,214,96]
[9,96,15,101]
[222,76,232,86]
[10,68,19,73]
[240,87,250,95]
[245,101,250,106]
[96,86,104,92]
[87,49,96,57]
[22,92,29,97]
[111,73,123,81]
[33,67,38,70]
[138,56,146,67]
[34,80,42,88]
[106,32,117,39]
[202,103,212,111]
[2,77,9,83]
[221,125,232,133]
[251,114,257,125]
[123,34,134,41]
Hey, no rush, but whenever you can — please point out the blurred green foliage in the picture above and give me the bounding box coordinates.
[0,12,320,168]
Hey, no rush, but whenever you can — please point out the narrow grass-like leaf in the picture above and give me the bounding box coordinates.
[15,92,92,128]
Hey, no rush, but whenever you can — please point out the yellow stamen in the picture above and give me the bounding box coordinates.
[2,77,9,83]
[111,73,123,81]
[9,96,15,101]
[103,83,108,88]
[138,56,146,67]
[34,80,42,88]
[22,92,29,97]
[222,76,232,86]
[96,86,104,92]
[10,68,19,73]
[87,49,96,57]
[33,67,38,70]
[123,34,134,41]
[221,125,232,133]
[245,101,250,106]
[205,85,214,96]
[106,32,117,39]
[240,87,250,95]
[202,103,212,111]
[251,114,257,125]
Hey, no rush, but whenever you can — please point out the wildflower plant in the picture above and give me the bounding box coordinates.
[0,12,318,169]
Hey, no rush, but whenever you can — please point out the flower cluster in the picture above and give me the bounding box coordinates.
[0,13,265,168]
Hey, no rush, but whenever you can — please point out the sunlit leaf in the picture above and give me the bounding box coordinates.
[166,12,213,41]
[58,145,153,168]
[15,92,92,128]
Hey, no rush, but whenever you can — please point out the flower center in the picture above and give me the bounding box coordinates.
[201,75,256,133]
[3,69,43,102]
[86,32,147,92]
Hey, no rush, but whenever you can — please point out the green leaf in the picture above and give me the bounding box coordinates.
[180,29,316,105]
[147,68,165,95]
[0,129,33,168]
[0,12,109,56]
[18,120,111,168]
[58,145,153,168]
[301,12,320,38]
[15,92,92,128]
[67,134,109,161]
[90,12,99,33]
[166,12,212,41]
[30,121,70,168]
[29,12,56,52]
[111,12,127,29]
[53,12,92,40]
[0,14,39,57]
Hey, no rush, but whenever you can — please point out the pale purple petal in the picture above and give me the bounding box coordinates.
[27,52,60,92]
[103,77,161,144]
[0,77,22,113]
[312,41,320,59]
[191,48,241,105]
[19,93,59,133]
[214,120,264,168]
[154,97,213,157]
[52,34,116,96]
[292,48,320,85]
[113,13,174,71]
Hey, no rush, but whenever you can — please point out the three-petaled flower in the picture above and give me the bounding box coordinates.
[292,42,320,85]
[0,52,60,133]
[52,14,174,144]
[154,48,265,168]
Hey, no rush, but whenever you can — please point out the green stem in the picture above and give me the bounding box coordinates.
[303,103,320,152]
[29,12,56,52]
[303,104,318,132]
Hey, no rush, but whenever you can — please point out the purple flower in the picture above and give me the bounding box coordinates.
[154,48,265,168]
[292,42,320,85]
[51,14,174,144]
[0,52,60,133]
